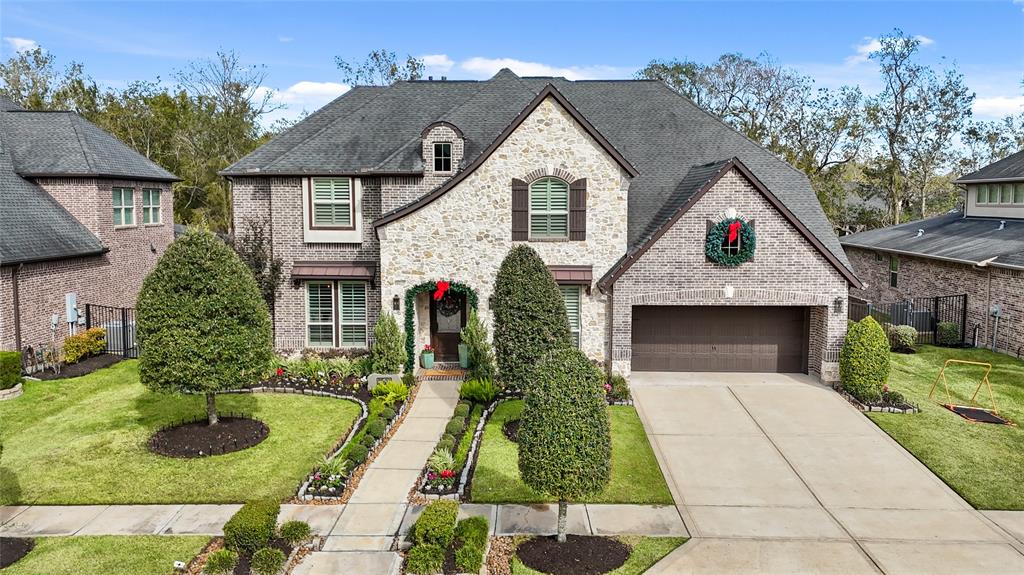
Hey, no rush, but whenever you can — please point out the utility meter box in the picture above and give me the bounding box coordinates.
[65,293,78,324]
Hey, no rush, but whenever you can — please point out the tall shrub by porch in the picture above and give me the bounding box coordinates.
[371,313,406,373]
[840,316,890,403]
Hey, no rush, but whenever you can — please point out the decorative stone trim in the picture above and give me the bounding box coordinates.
[521,166,577,184]
[0,383,23,401]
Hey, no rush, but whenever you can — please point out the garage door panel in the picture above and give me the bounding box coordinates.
[632,306,808,373]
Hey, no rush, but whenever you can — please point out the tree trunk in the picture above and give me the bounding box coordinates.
[206,393,219,426]
[557,500,567,543]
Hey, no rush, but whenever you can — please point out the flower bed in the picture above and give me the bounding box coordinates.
[835,385,920,414]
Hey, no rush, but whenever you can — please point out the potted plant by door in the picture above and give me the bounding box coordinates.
[420,344,435,369]
[458,341,469,369]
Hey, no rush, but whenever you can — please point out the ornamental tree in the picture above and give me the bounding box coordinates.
[491,245,572,391]
[839,316,891,403]
[136,229,273,425]
[371,312,406,374]
[518,348,611,542]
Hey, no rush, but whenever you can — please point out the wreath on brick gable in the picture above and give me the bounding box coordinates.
[705,218,756,266]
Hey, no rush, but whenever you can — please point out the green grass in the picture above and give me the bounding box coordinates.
[511,536,686,575]
[868,345,1024,510]
[2,535,209,575]
[470,400,674,504]
[0,361,361,505]
[454,404,484,471]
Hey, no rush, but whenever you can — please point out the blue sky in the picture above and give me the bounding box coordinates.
[2,1,1022,125]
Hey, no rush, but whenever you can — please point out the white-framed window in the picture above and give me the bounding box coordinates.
[560,285,581,348]
[306,282,335,347]
[977,185,989,204]
[310,177,354,229]
[529,177,569,239]
[1000,183,1014,204]
[141,188,162,224]
[434,142,452,172]
[305,280,368,348]
[339,281,368,347]
[889,255,899,288]
[1015,183,1024,204]
[112,187,135,226]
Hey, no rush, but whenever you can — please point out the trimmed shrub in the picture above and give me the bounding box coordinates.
[365,417,387,439]
[445,417,465,436]
[461,308,496,380]
[937,322,961,346]
[0,351,22,390]
[136,229,272,425]
[380,406,397,421]
[223,500,280,554]
[250,547,286,575]
[607,374,630,401]
[62,327,106,364]
[402,372,416,387]
[371,380,409,407]
[519,347,610,542]
[412,499,458,548]
[361,433,377,448]
[459,378,500,405]
[454,403,470,418]
[203,548,238,575]
[371,313,407,374]
[279,520,312,546]
[889,324,917,351]
[406,544,445,575]
[454,516,489,549]
[347,444,369,465]
[455,544,484,573]
[840,317,891,404]
[492,245,572,391]
[436,438,454,453]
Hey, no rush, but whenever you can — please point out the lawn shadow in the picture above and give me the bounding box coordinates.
[132,389,259,430]
[0,466,22,507]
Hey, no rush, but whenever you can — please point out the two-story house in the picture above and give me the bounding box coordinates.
[224,70,860,382]
[0,95,177,356]
[841,150,1024,356]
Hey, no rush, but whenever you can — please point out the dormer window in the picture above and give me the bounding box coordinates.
[434,142,452,172]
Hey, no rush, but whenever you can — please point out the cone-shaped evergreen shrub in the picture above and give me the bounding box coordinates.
[492,245,571,391]
[518,348,610,542]
[371,312,406,373]
[136,229,273,425]
[840,316,891,403]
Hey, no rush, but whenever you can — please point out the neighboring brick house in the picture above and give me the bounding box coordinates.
[841,150,1024,357]
[225,71,860,382]
[0,96,177,356]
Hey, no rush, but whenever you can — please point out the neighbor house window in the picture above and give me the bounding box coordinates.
[310,177,353,228]
[560,285,581,348]
[339,281,368,347]
[889,255,899,288]
[112,187,134,226]
[977,185,989,204]
[1015,183,1024,204]
[529,177,569,239]
[1000,183,1014,204]
[434,142,452,172]
[141,188,161,224]
[306,282,335,347]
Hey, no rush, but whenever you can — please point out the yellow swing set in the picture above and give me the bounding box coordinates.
[928,359,1011,425]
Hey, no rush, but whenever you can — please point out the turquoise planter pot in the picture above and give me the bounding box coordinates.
[421,352,435,369]
[458,344,469,369]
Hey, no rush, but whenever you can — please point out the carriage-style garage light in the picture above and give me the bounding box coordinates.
[833,297,844,314]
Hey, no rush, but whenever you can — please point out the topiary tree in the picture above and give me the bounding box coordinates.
[492,245,572,391]
[460,309,496,381]
[518,348,610,542]
[371,313,406,373]
[137,229,272,425]
[840,316,891,403]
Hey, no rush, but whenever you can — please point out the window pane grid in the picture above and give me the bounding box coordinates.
[339,282,367,347]
[142,189,161,224]
[434,142,452,172]
[560,285,581,348]
[1015,184,1024,204]
[311,178,353,227]
[307,282,334,347]
[113,188,134,226]
[530,178,570,238]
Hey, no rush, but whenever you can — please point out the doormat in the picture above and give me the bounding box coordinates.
[420,368,466,379]
[942,404,1013,425]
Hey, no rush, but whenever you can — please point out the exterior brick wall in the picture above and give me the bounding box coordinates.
[610,169,850,382]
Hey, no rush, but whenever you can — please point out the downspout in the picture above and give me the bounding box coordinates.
[12,265,22,352]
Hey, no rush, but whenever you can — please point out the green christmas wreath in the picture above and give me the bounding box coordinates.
[705,218,756,266]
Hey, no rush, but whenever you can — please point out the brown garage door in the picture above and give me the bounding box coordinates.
[632,306,809,373]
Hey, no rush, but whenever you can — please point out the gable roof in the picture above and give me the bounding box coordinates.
[223,70,851,275]
[956,150,1024,183]
[599,158,863,289]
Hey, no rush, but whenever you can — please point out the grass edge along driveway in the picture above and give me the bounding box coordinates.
[1,535,209,575]
[868,345,1024,510]
[471,399,675,504]
[0,361,360,505]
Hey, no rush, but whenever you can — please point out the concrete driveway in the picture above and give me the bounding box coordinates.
[632,372,1024,574]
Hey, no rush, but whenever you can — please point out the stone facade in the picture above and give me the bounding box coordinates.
[848,247,1024,356]
[609,169,849,381]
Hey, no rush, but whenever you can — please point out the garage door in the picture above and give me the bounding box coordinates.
[631,306,809,372]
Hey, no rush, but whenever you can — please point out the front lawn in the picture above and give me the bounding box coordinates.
[0,361,361,504]
[470,400,674,504]
[2,535,208,575]
[868,345,1024,510]
[510,536,686,575]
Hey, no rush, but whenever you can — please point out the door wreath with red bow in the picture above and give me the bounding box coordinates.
[705,217,756,266]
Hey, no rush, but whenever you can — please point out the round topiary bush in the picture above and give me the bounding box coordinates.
[361,433,377,448]
[445,418,465,436]
[889,324,917,352]
[492,245,572,391]
[136,229,272,425]
[347,444,369,466]
[380,406,397,421]
[279,520,312,546]
[519,347,611,542]
[365,417,386,439]
[250,547,286,575]
[937,322,961,346]
[454,403,470,418]
[840,316,891,403]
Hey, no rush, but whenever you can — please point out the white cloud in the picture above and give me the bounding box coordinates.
[258,81,350,127]
[459,57,628,81]
[973,95,1024,118]
[278,36,294,43]
[4,37,38,53]
[845,34,934,66]
[421,54,454,74]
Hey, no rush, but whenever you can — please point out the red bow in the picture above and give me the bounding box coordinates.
[433,281,450,301]
[727,221,742,244]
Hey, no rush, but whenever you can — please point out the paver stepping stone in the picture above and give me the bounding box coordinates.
[587,504,688,536]
[391,417,449,441]
[863,541,1024,574]
[0,505,107,536]
[331,503,407,536]
[833,508,1005,542]
[407,397,459,418]
[347,469,421,503]
[370,440,436,470]
[496,504,590,536]
[161,504,241,535]
[78,504,183,535]
[292,550,401,575]
[321,535,393,551]
[278,504,345,535]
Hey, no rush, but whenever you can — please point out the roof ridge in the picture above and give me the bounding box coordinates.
[66,112,95,173]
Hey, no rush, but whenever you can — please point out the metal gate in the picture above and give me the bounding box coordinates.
[84,304,138,358]
[849,294,967,345]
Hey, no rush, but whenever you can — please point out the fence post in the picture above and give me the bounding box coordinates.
[960,294,968,344]
[120,306,129,358]
[85,304,92,330]
[932,297,939,345]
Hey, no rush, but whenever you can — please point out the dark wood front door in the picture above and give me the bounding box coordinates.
[430,292,467,362]
[631,306,809,373]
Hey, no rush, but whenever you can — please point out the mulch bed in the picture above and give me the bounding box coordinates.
[247,375,373,404]
[31,354,121,380]
[148,417,269,457]
[0,537,34,568]
[233,539,292,575]
[516,535,629,575]
[502,418,520,443]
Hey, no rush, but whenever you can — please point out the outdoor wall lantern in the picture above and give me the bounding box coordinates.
[833,297,844,315]
[393,295,401,311]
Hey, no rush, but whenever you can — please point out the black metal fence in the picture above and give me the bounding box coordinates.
[85,304,138,358]
[849,294,967,345]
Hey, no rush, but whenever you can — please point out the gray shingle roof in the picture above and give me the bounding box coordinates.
[224,70,851,273]
[957,150,1024,183]
[840,213,1024,271]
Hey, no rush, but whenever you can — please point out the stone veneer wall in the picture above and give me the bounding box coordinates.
[610,169,850,382]
[847,247,1024,356]
[377,96,631,362]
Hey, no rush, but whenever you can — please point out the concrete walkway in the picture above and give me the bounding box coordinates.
[632,372,1024,575]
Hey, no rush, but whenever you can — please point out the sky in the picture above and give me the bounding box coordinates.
[2,1,1022,126]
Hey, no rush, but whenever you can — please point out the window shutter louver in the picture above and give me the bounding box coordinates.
[569,178,587,240]
[511,178,528,240]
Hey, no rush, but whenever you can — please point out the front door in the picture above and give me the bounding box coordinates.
[430,292,467,362]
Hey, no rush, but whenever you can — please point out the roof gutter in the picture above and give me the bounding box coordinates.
[0,246,109,268]
[841,242,994,268]
[954,177,1024,184]
[20,172,181,183]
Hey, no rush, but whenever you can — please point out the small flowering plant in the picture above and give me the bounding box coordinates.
[422,344,434,354]
[309,455,349,494]
[424,448,457,490]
